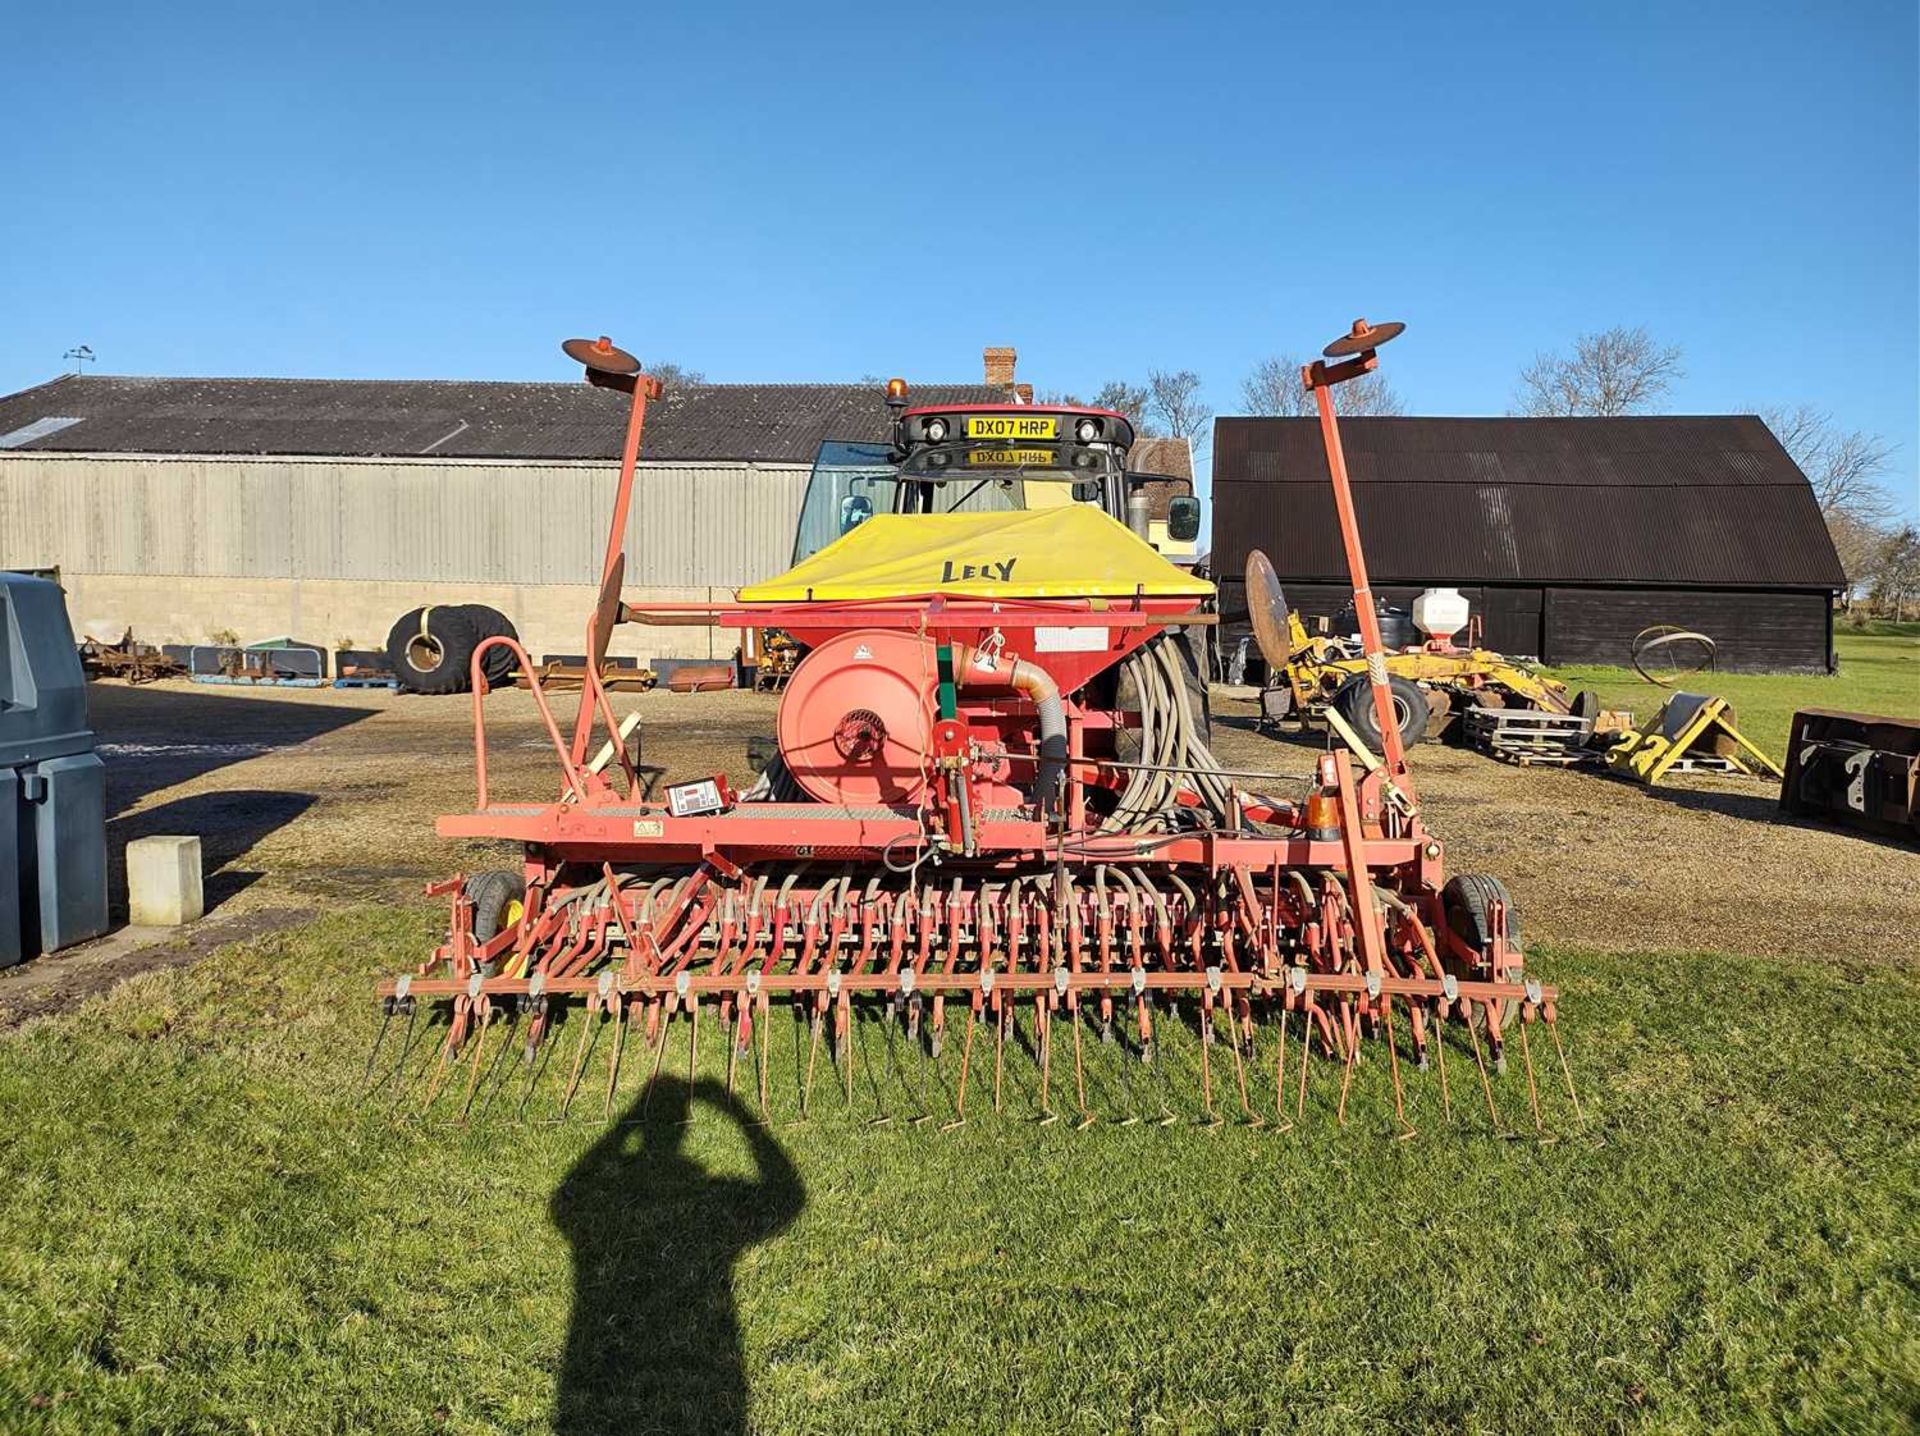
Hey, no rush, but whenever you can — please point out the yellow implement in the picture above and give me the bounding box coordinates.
[1605,692,1783,787]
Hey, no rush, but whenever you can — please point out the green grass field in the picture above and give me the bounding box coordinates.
[1551,624,1919,756]
[2,633,1916,1433]
[2,907,1916,1433]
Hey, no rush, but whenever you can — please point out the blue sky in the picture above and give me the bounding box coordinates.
[3,2,1914,514]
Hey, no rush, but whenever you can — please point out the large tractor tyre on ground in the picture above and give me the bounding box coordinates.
[1331,673,1428,751]
[453,604,519,687]
[386,606,482,695]
[1442,873,1522,1034]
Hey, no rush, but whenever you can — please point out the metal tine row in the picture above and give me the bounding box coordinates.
[363,976,1587,1141]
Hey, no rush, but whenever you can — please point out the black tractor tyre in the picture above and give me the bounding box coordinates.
[1331,673,1429,751]
[1112,630,1213,760]
[1169,628,1213,749]
[1442,873,1523,1034]
[1570,688,1600,722]
[453,604,520,687]
[386,606,482,695]
[465,869,527,975]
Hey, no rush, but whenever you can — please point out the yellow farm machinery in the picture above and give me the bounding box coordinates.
[366,323,1582,1138]
[1242,552,1595,751]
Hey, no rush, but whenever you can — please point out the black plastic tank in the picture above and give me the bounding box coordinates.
[1,574,108,966]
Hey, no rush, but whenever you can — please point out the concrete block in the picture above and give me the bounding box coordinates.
[127,835,204,927]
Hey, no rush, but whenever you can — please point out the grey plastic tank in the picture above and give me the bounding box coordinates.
[1,574,109,966]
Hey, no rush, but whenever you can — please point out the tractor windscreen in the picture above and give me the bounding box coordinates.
[791,440,1117,565]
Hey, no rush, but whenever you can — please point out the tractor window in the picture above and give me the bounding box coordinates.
[792,441,901,565]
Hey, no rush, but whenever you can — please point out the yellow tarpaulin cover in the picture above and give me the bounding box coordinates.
[738,506,1215,602]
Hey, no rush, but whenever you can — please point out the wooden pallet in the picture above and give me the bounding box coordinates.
[1464,707,1598,766]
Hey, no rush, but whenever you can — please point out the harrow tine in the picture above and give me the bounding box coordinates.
[419,1000,467,1117]
[457,1003,497,1122]
[756,988,772,1118]
[555,995,602,1122]
[360,1004,395,1099]
[940,1001,977,1132]
[1295,1004,1313,1122]
[872,996,899,1127]
[725,999,740,1098]
[1269,1006,1293,1133]
[687,992,701,1105]
[1383,998,1417,1141]
[1071,1006,1095,1130]
[1335,1007,1359,1129]
[516,1010,558,1122]
[1227,993,1260,1128]
[642,993,676,1116]
[382,999,421,1109]
[993,998,1007,1115]
[1433,1000,1453,1126]
[471,1008,524,1123]
[1463,1006,1507,1136]
[1197,993,1221,1129]
[602,994,628,1123]
[1037,993,1057,1126]
[1548,1013,1586,1128]
[798,1004,823,1121]
[1518,1012,1548,1140]
[907,994,933,1127]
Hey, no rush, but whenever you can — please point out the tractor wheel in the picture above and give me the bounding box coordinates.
[1571,688,1600,721]
[1331,673,1429,751]
[1442,874,1522,1034]
[386,606,482,695]
[466,869,527,946]
[453,605,520,687]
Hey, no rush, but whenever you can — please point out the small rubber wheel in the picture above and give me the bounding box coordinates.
[1571,689,1600,721]
[466,869,527,944]
[1442,874,1522,1033]
[1331,673,1429,750]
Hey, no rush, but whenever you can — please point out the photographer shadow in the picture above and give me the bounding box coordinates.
[550,1077,803,1435]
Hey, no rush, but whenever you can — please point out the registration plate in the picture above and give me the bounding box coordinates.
[967,447,1056,467]
[964,414,1058,440]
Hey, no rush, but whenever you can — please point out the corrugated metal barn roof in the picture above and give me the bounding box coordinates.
[1211,415,1846,590]
[0,374,1008,463]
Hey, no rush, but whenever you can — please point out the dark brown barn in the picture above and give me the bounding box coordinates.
[1210,415,1846,673]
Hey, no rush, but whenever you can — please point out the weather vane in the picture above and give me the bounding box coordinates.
[63,344,95,373]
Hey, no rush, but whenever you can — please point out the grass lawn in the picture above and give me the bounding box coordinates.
[2,909,1916,1433]
[1549,625,1919,758]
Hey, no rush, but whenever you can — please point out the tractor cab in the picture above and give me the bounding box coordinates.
[791,382,1202,565]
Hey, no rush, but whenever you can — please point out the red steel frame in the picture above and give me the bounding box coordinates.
[377,338,1568,1130]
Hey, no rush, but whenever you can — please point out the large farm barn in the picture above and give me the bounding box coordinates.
[1210,415,1847,673]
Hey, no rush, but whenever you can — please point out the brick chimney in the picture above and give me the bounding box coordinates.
[983,346,1017,389]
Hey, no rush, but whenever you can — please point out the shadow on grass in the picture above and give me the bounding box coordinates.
[550,1076,803,1436]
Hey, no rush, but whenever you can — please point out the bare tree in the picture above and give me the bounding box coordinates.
[1756,404,1899,598]
[643,361,707,388]
[1240,354,1405,418]
[1871,525,1920,620]
[1146,369,1211,455]
[1513,326,1683,417]
[1758,404,1897,522]
[1090,380,1153,429]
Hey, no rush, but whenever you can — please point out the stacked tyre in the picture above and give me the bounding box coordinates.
[385,604,519,694]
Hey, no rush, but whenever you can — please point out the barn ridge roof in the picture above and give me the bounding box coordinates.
[0,373,1012,464]
[1210,414,1846,590]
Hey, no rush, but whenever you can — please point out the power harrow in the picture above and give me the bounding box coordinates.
[368,324,1583,1136]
